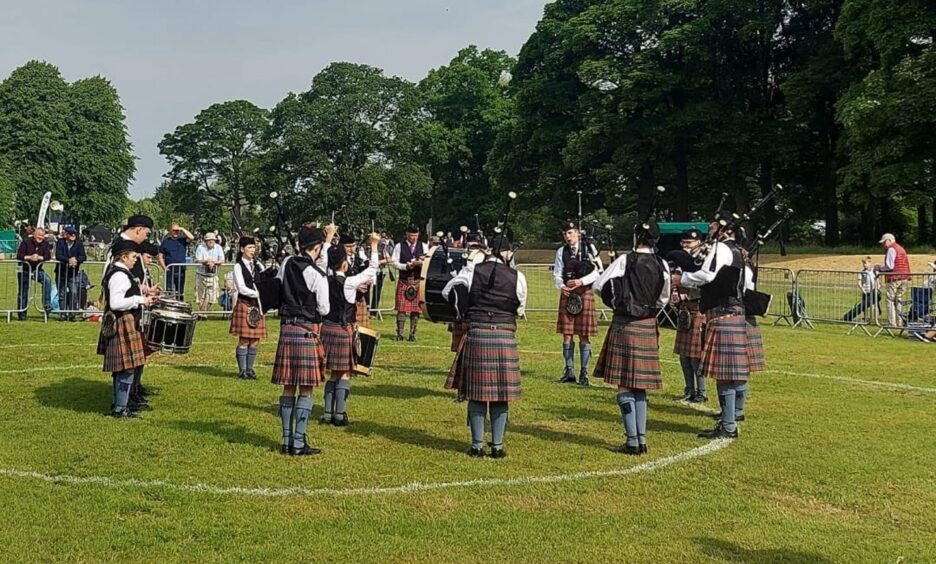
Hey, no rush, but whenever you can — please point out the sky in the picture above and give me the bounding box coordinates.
[1,0,548,198]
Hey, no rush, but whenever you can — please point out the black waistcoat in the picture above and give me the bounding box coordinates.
[466,261,520,324]
[325,275,357,325]
[699,240,744,313]
[103,267,142,323]
[600,252,665,319]
[279,256,323,324]
[399,241,425,281]
[561,243,595,283]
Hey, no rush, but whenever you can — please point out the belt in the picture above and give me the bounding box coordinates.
[467,322,517,331]
[281,317,320,328]
[706,306,744,319]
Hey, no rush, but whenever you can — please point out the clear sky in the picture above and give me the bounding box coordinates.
[1,0,547,198]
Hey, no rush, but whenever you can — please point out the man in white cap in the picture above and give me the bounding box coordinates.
[875,233,912,328]
[195,232,225,312]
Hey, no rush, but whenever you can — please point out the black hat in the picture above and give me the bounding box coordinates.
[140,242,160,257]
[681,228,703,241]
[111,239,139,256]
[714,209,735,226]
[339,233,355,246]
[239,236,256,248]
[298,226,325,249]
[327,245,347,271]
[489,234,511,252]
[465,231,483,244]
[561,219,579,232]
[406,223,420,234]
[125,214,154,230]
[666,249,696,272]
[634,219,660,242]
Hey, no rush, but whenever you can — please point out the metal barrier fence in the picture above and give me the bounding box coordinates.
[0,260,31,321]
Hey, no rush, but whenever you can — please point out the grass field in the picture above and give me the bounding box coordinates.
[0,316,934,563]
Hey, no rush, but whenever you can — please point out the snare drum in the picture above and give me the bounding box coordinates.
[352,326,380,376]
[144,298,197,354]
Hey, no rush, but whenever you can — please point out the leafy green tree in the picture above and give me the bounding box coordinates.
[0,157,14,227]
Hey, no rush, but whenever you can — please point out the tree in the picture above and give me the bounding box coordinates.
[158,100,268,233]
[261,63,431,234]
[0,157,14,227]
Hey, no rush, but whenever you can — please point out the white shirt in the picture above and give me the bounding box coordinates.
[233,259,262,299]
[553,244,601,289]
[593,248,671,308]
[340,250,379,303]
[391,240,427,272]
[680,240,734,289]
[195,243,225,275]
[108,263,145,312]
[442,256,528,317]
[277,253,330,317]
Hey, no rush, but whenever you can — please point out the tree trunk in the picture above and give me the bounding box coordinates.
[673,140,690,221]
[637,161,656,219]
[859,201,875,246]
[820,129,840,246]
[917,204,928,246]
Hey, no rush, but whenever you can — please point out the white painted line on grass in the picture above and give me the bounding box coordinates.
[764,369,936,394]
[0,439,731,498]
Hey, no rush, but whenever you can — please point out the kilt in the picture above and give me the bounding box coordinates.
[746,319,767,372]
[229,298,267,339]
[271,322,325,387]
[446,323,521,402]
[556,286,598,337]
[673,300,704,359]
[321,320,354,373]
[355,299,369,327]
[593,317,662,390]
[395,279,421,314]
[448,321,468,352]
[99,314,147,373]
[700,314,750,382]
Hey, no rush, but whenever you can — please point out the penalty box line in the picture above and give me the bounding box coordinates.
[0,439,731,498]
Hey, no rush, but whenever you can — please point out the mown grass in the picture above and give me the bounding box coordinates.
[0,316,933,563]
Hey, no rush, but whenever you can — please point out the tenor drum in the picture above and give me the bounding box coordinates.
[352,326,380,376]
[419,246,480,323]
[144,298,197,354]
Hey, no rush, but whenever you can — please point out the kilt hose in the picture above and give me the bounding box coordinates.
[99,314,147,374]
[746,319,767,372]
[229,298,267,339]
[271,322,326,387]
[593,317,663,390]
[395,278,421,314]
[355,299,369,327]
[446,323,521,403]
[321,320,354,373]
[673,300,704,359]
[700,314,750,382]
[448,321,468,352]
[556,286,598,337]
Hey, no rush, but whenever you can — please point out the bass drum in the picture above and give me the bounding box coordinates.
[418,246,481,323]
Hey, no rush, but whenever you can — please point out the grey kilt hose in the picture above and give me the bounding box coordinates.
[446,323,521,402]
[271,322,326,387]
[700,314,750,382]
[593,317,662,389]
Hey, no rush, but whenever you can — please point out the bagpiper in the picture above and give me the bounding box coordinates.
[667,228,708,403]
[391,224,427,342]
[554,221,601,386]
[443,235,527,458]
[593,219,670,455]
[230,237,269,380]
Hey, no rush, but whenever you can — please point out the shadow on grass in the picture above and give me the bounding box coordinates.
[344,420,466,453]
[536,405,619,424]
[376,364,450,377]
[510,423,608,448]
[161,419,280,451]
[171,364,237,380]
[353,383,451,400]
[652,401,718,418]
[34,377,111,415]
[227,400,278,417]
[696,538,833,563]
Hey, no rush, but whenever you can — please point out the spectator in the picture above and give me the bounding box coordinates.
[195,232,225,312]
[55,225,87,321]
[15,227,52,320]
[158,223,193,299]
[843,257,881,323]
[875,233,912,328]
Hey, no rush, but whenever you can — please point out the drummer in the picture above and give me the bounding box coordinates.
[129,241,162,413]
[97,239,156,418]
[230,237,268,380]
[321,232,380,426]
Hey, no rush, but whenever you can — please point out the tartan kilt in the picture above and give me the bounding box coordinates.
[556,287,598,337]
[746,320,767,372]
[395,279,421,314]
[593,317,662,390]
[448,321,468,352]
[229,298,267,339]
[321,321,354,373]
[99,314,147,373]
[673,301,704,359]
[700,314,750,382]
[271,323,325,387]
[446,324,521,402]
[355,299,369,327]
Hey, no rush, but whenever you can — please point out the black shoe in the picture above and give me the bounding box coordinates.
[290,437,322,456]
[467,447,485,458]
[333,414,349,427]
[246,369,258,380]
[690,394,708,404]
[639,444,648,454]
[710,412,745,422]
[698,423,739,439]
[138,385,154,397]
[680,392,695,402]
[280,444,290,454]
[609,444,641,455]
[129,401,150,413]
[577,374,590,387]
[488,443,506,459]
[394,334,404,342]
[111,408,136,419]
[238,370,249,380]
[557,369,577,384]
[408,334,416,342]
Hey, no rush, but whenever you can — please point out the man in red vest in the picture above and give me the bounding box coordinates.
[876,233,912,327]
